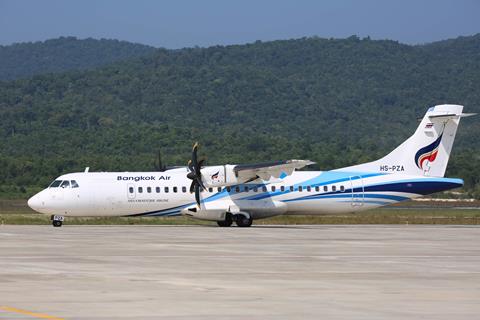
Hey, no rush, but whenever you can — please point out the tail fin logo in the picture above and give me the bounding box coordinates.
[414,134,443,169]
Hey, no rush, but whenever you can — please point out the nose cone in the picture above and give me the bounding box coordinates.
[28,193,43,212]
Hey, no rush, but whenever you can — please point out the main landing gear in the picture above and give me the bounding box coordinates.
[235,215,253,228]
[217,213,233,227]
[51,215,64,227]
[216,213,253,228]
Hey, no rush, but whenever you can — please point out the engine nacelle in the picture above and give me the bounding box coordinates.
[201,165,241,187]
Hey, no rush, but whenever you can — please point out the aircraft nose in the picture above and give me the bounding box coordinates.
[27,194,43,212]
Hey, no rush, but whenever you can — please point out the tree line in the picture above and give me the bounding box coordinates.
[0,35,479,198]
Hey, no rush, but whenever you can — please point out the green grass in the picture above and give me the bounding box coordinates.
[261,209,480,225]
[1,199,479,225]
[0,214,214,226]
[1,209,479,226]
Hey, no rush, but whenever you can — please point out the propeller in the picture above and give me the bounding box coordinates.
[186,142,206,206]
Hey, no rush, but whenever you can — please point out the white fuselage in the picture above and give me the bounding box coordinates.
[27,167,463,220]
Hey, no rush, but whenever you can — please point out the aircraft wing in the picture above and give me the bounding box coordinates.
[233,159,315,181]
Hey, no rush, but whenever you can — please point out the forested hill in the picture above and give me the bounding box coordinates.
[0,35,479,197]
[0,37,156,80]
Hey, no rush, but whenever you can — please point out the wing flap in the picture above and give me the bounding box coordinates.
[234,159,315,181]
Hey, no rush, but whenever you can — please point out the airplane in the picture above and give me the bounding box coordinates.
[28,104,474,227]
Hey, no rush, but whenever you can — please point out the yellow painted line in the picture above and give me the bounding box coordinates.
[0,306,64,320]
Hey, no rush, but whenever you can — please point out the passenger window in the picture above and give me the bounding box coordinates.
[244,186,249,192]
[307,186,311,192]
[129,187,134,193]
[262,186,267,192]
[182,186,187,193]
[332,186,336,192]
[217,187,222,192]
[271,186,276,192]
[164,187,169,193]
[235,186,240,192]
[290,186,294,192]
[298,186,303,192]
[340,185,345,192]
[208,187,213,193]
[147,187,152,193]
[173,187,178,193]
[315,186,319,192]
[156,187,160,193]
[253,187,258,192]
[71,180,79,188]
[324,186,328,192]
[138,187,143,193]
[60,180,70,188]
[49,180,62,188]
[280,186,285,192]
[226,187,231,192]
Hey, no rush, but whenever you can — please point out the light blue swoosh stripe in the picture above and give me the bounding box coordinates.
[336,200,391,205]
[284,193,410,202]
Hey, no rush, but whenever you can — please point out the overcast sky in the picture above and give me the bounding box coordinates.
[0,0,479,48]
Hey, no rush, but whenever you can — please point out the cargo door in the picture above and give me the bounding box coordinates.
[349,176,364,206]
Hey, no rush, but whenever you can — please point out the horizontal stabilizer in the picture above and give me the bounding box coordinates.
[429,112,476,120]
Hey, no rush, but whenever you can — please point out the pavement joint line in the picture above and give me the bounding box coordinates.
[0,306,64,320]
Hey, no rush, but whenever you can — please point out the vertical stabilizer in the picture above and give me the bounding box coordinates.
[338,104,468,177]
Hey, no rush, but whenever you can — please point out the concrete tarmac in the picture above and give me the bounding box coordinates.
[0,225,479,320]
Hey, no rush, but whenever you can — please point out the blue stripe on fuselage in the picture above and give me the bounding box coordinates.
[284,193,410,202]
[124,172,463,216]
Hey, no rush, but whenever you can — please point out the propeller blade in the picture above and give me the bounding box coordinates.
[192,142,199,168]
[194,185,201,206]
[196,177,206,191]
[189,180,196,193]
[187,171,196,180]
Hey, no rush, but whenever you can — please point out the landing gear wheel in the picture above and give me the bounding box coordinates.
[51,215,64,227]
[52,220,63,227]
[217,213,233,227]
[236,215,253,228]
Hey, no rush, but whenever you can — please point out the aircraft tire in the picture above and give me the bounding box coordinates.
[217,213,233,227]
[236,215,253,228]
[52,220,63,227]
[217,220,232,227]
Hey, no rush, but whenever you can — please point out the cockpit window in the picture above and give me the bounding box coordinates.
[49,180,62,188]
[60,180,70,188]
[71,180,79,188]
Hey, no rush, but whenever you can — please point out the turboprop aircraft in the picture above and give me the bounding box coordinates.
[28,104,474,227]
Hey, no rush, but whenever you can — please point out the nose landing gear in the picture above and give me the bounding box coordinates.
[51,215,64,227]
